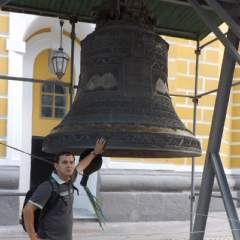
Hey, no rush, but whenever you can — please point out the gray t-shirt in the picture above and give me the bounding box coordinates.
[29,169,78,240]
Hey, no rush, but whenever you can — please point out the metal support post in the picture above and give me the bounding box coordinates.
[188,0,240,65]
[192,29,240,240]
[189,36,200,239]
[69,16,77,108]
[211,152,240,238]
[205,0,240,40]
[0,0,10,7]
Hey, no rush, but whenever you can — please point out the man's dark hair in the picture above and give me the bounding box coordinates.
[55,151,75,164]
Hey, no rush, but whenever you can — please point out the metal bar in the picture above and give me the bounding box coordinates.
[1,74,239,100]
[211,152,240,239]
[197,88,218,98]
[200,32,227,50]
[0,141,54,165]
[155,0,213,10]
[188,0,240,65]
[172,80,240,99]
[219,0,240,3]
[154,27,198,40]
[1,5,93,23]
[0,0,10,7]
[0,75,70,87]
[205,0,240,40]
[170,93,194,98]
[0,192,85,197]
[192,28,239,240]
[0,192,26,196]
[69,16,77,108]
[189,36,200,239]
[197,81,240,98]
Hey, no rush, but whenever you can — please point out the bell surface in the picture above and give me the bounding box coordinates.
[42,2,201,158]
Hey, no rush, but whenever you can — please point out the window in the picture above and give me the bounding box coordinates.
[41,83,67,119]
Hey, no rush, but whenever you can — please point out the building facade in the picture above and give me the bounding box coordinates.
[0,11,240,224]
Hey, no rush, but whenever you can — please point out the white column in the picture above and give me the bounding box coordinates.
[6,16,27,166]
[6,14,32,214]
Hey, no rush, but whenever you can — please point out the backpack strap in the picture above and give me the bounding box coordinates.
[42,176,79,209]
[49,176,60,194]
[72,183,79,196]
[69,176,79,196]
[39,177,60,222]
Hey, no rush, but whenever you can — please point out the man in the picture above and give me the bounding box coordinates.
[23,138,106,240]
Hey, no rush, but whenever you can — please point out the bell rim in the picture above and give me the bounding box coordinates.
[42,131,201,158]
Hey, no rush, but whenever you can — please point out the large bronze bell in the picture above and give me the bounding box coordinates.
[42,0,201,158]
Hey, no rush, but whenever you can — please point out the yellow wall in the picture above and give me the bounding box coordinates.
[32,49,75,137]
[230,82,240,165]
[166,29,240,168]
[0,141,6,157]
[0,15,9,33]
[110,27,240,168]
[0,80,7,94]
[0,12,9,158]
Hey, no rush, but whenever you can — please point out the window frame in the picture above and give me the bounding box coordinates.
[41,82,68,119]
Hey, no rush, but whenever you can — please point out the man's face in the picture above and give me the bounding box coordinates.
[54,154,75,179]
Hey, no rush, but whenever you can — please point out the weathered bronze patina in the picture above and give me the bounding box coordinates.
[43,0,201,158]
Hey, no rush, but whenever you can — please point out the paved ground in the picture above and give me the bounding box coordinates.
[0,210,238,240]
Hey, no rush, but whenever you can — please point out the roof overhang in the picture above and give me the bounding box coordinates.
[0,0,228,41]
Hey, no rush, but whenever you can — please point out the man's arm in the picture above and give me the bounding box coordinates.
[22,203,43,240]
[75,138,106,172]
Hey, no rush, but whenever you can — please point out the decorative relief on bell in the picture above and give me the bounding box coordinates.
[90,0,158,30]
[84,73,119,92]
[156,78,169,96]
